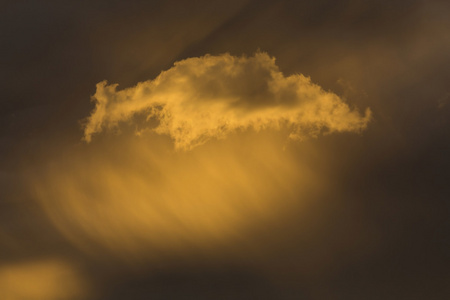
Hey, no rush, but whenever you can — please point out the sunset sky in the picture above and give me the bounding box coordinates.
[1,0,449,299]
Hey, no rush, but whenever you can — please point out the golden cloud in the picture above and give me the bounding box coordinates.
[27,52,371,265]
[84,52,371,149]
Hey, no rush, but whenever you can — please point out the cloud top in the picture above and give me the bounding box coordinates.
[84,52,371,149]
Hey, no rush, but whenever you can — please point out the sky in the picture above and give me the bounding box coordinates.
[1,0,449,299]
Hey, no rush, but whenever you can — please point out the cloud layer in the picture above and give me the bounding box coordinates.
[84,52,371,149]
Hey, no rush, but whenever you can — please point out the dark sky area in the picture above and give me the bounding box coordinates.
[1,0,449,299]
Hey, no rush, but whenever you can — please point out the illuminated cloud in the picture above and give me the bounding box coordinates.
[83,52,371,149]
[28,53,371,263]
